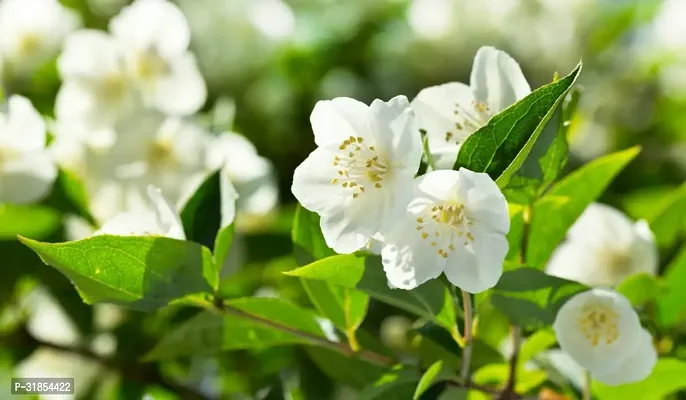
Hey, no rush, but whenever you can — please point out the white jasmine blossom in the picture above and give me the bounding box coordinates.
[0,95,57,204]
[381,168,509,292]
[553,288,657,385]
[109,0,206,115]
[56,29,136,145]
[546,203,658,287]
[207,132,278,216]
[291,95,422,254]
[0,0,80,71]
[411,46,531,169]
[95,185,185,239]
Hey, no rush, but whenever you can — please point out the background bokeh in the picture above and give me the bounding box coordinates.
[1,0,685,399]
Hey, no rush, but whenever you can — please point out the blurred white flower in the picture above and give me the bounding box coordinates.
[546,203,658,287]
[81,113,211,223]
[291,96,422,254]
[0,0,80,72]
[649,0,686,51]
[0,95,57,204]
[407,0,454,40]
[94,185,185,239]
[553,288,657,385]
[109,0,206,115]
[207,132,278,217]
[56,30,137,145]
[381,168,509,292]
[247,0,296,41]
[411,46,531,169]
[24,287,80,347]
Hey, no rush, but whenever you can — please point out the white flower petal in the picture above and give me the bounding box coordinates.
[591,328,657,386]
[310,97,370,148]
[369,95,422,168]
[414,169,462,201]
[381,217,445,290]
[147,53,207,116]
[1,95,46,152]
[553,288,642,374]
[109,0,190,57]
[443,222,506,293]
[95,212,162,236]
[629,220,659,275]
[457,168,510,234]
[567,203,635,248]
[291,147,347,216]
[411,82,474,169]
[57,30,122,80]
[146,185,185,240]
[546,241,611,286]
[0,152,57,204]
[470,46,531,114]
[320,208,373,254]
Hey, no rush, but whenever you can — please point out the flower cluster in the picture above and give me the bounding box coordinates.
[17,0,280,237]
[292,46,527,293]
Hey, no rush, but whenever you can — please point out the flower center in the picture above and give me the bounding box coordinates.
[147,139,175,170]
[17,33,41,58]
[98,74,128,104]
[444,101,492,144]
[0,147,20,169]
[134,51,170,81]
[577,303,620,347]
[415,202,474,258]
[597,249,633,277]
[331,136,388,199]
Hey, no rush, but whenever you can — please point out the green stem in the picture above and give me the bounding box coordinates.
[422,131,437,171]
[460,290,474,381]
[583,370,592,400]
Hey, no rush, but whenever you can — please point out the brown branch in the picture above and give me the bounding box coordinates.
[213,298,398,367]
[8,326,210,400]
[460,290,474,381]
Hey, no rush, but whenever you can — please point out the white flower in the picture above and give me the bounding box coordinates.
[85,113,211,224]
[553,288,657,385]
[291,95,422,254]
[207,132,278,216]
[109,0,206,115]
[0,95,57,204]
[381,168,509,292]
[411,46,531,169]
[546,203,658,287]
[94,185,185,239]
[56,30,137,145]
[0,0,80,71]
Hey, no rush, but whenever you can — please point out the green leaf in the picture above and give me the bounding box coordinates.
[0,204,60,240]
[19,235,218,311]
[656,245,686,328]
[491,268,586,328]
[472,364,547,394]
[646,182,686,249]
[305,347,386,390]
[358,366,419,400]
[616,272,662,308]
[144,297,326,360]
[180,169,236,267]
[414,361,450,400]
[454,62,582,187]
[292,204,336,262]
[292,205,370,346]
[592,358,686,400]
[285,255,458,338]
[527,147,641,268]
[518,330,557,365]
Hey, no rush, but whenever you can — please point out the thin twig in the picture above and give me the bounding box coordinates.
[582,370,592,400]
[213,298,397,367]
[460,290,473,382]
